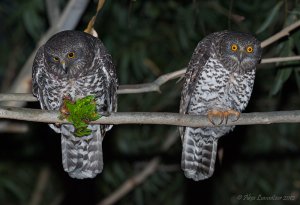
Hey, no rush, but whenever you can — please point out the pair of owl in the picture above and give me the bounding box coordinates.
[32,30,262,180]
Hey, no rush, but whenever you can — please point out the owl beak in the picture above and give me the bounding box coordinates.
[60,61,68,73]
[238,52,245,63]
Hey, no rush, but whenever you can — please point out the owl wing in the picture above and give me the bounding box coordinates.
[100,47,118,114]
[32,46,44,98]
[32,45,51,110]
[93,39,118,132]
[179,35,214,138]
[32,45,61,133]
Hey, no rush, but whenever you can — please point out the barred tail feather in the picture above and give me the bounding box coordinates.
[61,124,103,179]
[181,127,217,181]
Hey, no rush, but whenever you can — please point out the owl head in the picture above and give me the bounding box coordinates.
[43,30,96,78]
[218,31,262,73]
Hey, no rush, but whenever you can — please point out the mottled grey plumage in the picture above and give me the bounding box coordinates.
[32,30,117,179]
[179,31,261,181]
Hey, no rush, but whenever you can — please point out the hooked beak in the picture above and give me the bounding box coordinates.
[238,52,245,63]
[60,61,68,73]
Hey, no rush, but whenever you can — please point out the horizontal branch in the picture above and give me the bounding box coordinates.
[0,93,37,102]
[260,56,300,64]
[0,106,299,127]
[261,20,300,48]
[118,69,186,94]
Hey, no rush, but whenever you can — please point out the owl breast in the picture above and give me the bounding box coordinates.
[188,57,255,115]
[41,71,106,110]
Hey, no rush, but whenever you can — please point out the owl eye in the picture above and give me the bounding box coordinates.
[53,57,59,62]
[231,44,238,51]
[68,52,75,59]
[246,46,254,53]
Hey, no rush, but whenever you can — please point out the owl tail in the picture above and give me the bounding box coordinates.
[61,124,103,179]
[181,127,218,181]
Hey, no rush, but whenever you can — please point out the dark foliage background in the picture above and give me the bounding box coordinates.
[0,0,300,204]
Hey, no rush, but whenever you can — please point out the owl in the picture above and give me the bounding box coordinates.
[179,31,262,181]
[32,30,118,179]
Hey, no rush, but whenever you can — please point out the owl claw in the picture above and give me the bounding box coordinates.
[224,109,240,124]
[207,110,224,125]
[207,109,240,125]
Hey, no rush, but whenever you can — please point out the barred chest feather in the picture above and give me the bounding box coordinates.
[42,71,106,110]
[189,57,255,114]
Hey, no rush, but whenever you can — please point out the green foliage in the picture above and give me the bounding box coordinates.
[59,95,100,137]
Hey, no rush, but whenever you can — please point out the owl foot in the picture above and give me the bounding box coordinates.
[207,110,225,125]
[207,109,240,125]
[223,109,240,124]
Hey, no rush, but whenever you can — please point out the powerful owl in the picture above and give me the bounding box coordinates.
[179,31,261,181]
[32,30,118,179]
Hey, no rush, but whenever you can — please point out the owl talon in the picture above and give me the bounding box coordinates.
[224,115,229,125]
[207,109,240,125]
[224,109,240,123]
[207,110,224,125]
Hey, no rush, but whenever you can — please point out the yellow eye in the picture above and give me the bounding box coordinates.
[68,52,75,58]
[53,57,59,62]
[246,46,253,53]
[231,44,238,51]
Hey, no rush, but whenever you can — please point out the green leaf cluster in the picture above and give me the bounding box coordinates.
[59,95,100,137]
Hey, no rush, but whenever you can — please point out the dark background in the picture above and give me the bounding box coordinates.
[0,0,300,205]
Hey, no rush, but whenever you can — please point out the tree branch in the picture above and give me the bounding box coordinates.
[0,93,37,102]
[261,20,300,48]
[45,0,60,27]
[0,106,299,126]
[118,69,186,94]
[260,56,300,64]
[0,122,28,133]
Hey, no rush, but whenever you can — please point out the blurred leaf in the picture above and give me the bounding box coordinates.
[270,68,293,95]
[256,1,283,34]
[22,1,45,41]
[0,178,25,202]
[270,31,295,95]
